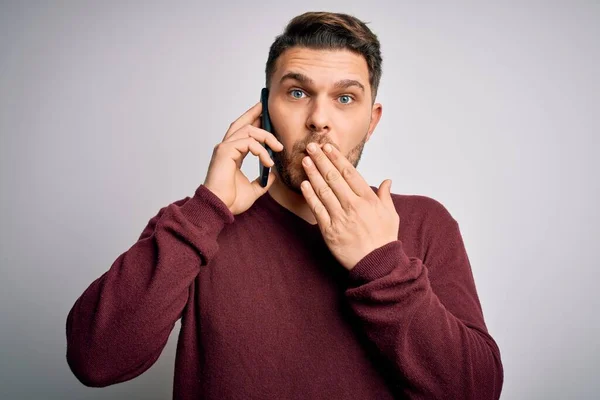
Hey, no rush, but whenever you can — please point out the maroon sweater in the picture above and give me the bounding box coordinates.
[66,184,503,399]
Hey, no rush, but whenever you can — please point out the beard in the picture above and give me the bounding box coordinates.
[271,131,368,195]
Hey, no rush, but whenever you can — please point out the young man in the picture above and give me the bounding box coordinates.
[66,12,503,399]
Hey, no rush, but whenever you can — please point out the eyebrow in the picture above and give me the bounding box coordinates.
[279,72,365,93]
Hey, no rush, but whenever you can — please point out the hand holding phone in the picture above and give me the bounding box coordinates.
[203,95,283,215]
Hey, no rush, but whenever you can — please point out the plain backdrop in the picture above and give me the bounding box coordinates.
[1,1,598,399]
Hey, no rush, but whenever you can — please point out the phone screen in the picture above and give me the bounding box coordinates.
[259,88,274,187]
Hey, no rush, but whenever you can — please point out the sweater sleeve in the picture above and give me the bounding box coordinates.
[65,185,234,387]
[344,200,503,400]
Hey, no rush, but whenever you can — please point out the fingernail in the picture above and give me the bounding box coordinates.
[323,144,332,153]
[307,143,317,153]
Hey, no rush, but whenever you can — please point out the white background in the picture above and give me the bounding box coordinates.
[1,1,598,399]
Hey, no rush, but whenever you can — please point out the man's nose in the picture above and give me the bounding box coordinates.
[305,97,331,134]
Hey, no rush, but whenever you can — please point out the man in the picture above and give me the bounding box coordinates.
[66,11,503,399]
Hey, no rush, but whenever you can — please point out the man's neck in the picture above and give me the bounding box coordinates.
[267,179,318,226]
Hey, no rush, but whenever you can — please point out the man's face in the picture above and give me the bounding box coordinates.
[267,47,382,195]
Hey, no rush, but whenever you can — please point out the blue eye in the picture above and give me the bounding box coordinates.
[339,95,353,104]
[290,90,305,99]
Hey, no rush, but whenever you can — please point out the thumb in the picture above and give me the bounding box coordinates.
[377,179,393,206]
[251,170,277,198]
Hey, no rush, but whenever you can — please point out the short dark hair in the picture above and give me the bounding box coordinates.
[265,12,383,101]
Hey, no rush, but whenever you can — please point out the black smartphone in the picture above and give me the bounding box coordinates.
[259,88,274,188]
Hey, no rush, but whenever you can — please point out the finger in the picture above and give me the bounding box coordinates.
[243,138,275,168]
[223,102,262,140]
[226,124,284,153]
[300,180,331,227]
[302,154,343,218]
[321,143,374,199]
[378,179,394,208]
[250,170,277,198]
[305,143,357,209]
[220,137,275,168]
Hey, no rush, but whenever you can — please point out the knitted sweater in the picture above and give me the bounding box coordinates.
[66,184,503,399]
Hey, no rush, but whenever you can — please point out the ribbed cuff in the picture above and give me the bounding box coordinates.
[179,184,234,231]
[348,240,412,286]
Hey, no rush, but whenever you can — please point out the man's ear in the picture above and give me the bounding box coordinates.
[365,103,383,143]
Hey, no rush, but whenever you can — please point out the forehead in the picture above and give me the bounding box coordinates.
[273,47,369,86]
